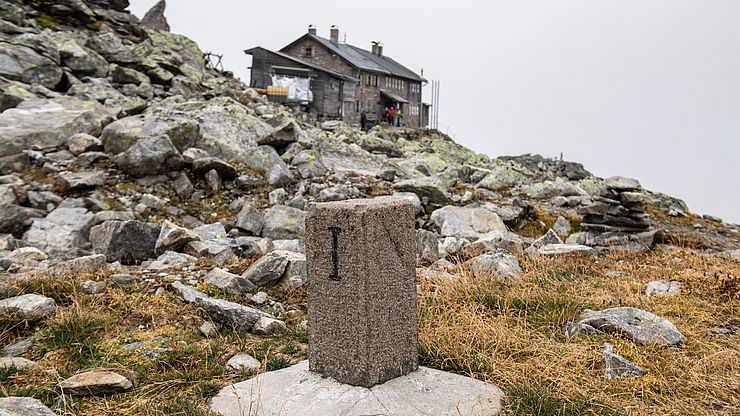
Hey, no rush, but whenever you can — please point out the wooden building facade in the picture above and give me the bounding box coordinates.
[245,26,428,128]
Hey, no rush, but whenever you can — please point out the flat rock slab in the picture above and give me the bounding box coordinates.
[210,361,503,416]
[0,397,56,415]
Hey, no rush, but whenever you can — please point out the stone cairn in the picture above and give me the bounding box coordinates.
[573,176,655,251]
[579,176,649,233]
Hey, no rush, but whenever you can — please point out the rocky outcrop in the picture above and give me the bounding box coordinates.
[141,0,170,32]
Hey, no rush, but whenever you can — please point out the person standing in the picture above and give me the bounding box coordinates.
[396,109,403,127]
[360,111,367,132]
[383,107,389,125]
[388,107,396,126]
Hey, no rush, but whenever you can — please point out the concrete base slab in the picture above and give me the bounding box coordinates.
[210,361,503,416]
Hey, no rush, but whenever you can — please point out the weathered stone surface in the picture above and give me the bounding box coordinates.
[605,176,641,191]
[193,157,238,180]
[262,205,305,240]
[56,170,107,192]
[113,135,183,178]
[291,150,328,178]
[373,192,423,214]
[235,203,262,235]
[0,294,56,321]
[226,353,261,373]
[199,321,220,338]
[155,220,200,254]
[205,267,255,294]
[85,32,140,64]
[58,370,134,396]
[195,297,272,332]
[603,342,647,380]
[645,280,681,296]
[577,307,687,347]
[243,146,294,186]
[52,34,108,78]
[0,97,113,157]
[0,397,56,416]
[305,198,417,388]
[416,229,439,265]
[252,317,287,336]
[393,176,451,205]
[101,112,200,155]
[469,252,522,279]
[553,216,572,237]
[90,220,160,264]
[67,133,103,156]
[24,207,95,259]
[1,336,35,357]
[475,164,531,191]
[210,361,504,416]
[0,356,37,370]
[81,280,105,295]
[531,229,563,248]
[141,0,170,31]
[277,251,307,291]
[0,205,45,236]
[537,244,594,256]
[241,250,291,286]
[431,206,507,240]
[0,34,62,89]
[171,281,207,303]
[148,251,196,270]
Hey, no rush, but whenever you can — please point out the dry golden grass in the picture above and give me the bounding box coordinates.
[418,250,740,415]
[2,250,738,415]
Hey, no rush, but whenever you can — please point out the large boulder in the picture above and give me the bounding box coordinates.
[85,32,141,65]
[50,32,109,78]
[243,146,294,186]
[90,220,161,264]
[474,163,532,191]
[23,208,95,259]
[100,113,200,154]
[431,206,507,240]
[0,33,62,89]
[0,97,114,157]
[241,250,291,286]
[113,135,183,177]
[262,206,305,240]
[393,176,451,206]
[576,307,686,347]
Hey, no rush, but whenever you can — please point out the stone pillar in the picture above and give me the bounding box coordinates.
[305,198,418,388]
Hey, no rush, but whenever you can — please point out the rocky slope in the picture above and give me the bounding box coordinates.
[0,1,738,415]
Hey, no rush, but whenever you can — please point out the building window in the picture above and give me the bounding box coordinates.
[373,75,378,87]
[355,100,360,112]
[304,47,314,57]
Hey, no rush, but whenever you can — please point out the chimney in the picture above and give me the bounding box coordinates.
[377,44,383,57]
[308,25,316,36]
[330,25,339,44]
[371,41,379,55]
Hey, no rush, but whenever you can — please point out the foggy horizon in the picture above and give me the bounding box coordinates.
[130,0,740,223]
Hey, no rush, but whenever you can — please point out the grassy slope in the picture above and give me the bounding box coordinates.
[1,250,738,415]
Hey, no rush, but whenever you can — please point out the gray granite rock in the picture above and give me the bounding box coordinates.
[0,397,56,416]
[431,206,507,240]
[226,353,261,373]
[242,250,292,286]
[155,220,200,254]
[645,280,681,296]
[252,316,287,335]
[195,297,272,333]
[90,220,160,264]
[469,252,522,280]
[24,207,95,259]
[603,342,647,380]
[205,267,255,295]
[262,206,305,240]
[577,307,686,347]
[58,370,135,396]
[0,294,56,322]
[113,135,183,178]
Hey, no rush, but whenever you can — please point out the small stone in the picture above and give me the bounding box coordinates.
[226,353,261,373]
[0,356,37,370]
[0,294,56,321]
[199,321,221,338]
[56,171,107,192]
[251,291,268,305]
[58,370,134,396]
[645,280,681,296]
[148,251,196,270]
[416,229,439,266]
[537,244,594,256]
[1,336,35,357]
[605,176,641,191]
[553,216,572,237]
[67,133,102,156]
[252,317,287,335]
[235,203,263,235]
[269,188,288,206]
[109,274,136,287]
[577,307,686,347]
[531,229,564,248]
[205,267,255,295]
[195,297,272,332]
[603,342,646,380]
[241,250,291,286]
[205,169,221,191]
[81,280,105,295]
[469,252,522,280]
[155,220,200,254]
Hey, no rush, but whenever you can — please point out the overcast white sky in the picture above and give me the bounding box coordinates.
[130,0,740,223]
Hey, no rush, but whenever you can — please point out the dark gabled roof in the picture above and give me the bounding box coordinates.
[281,34,425,82]
[244,46,359,82]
